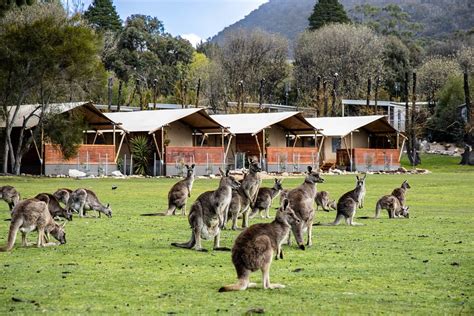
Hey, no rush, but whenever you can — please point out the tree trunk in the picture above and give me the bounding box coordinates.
[117,80,123,112]
[460,145,472,165]
[464,72,472,145]
[409,72,421,166]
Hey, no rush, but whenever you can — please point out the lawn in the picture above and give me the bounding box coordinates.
[0,154,473,314]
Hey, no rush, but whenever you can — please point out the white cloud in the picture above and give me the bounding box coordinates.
[181,33,203,47]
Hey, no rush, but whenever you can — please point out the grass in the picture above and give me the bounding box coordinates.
[0,154,473,314]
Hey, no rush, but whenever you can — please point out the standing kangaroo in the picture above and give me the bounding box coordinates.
[163,164,195,216]
[0,185,20,212]
[287,166,324,248]
[315,191,337,212]
[0,198,66,252]
[375,195,410,219]
[35,193,73,221]
[219,199,300,292]
[320,175,367,226]
[67,189,112,218]
[171,168,240,252]
[391,180,411,207]
[226,158,262,230]
[53,188,72,206]
[250,178,283,219]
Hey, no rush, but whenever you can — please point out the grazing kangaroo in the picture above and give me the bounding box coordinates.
[320,175,367,226]
[375,195,410,219]
[0,185,20,212]
[226,158,262,230]
[53,188,72,206]
[250,178,283,219]
[391,180,411,207]
[0,198,66,252]
[171,168,240,252]
[287,166,324,248]
[219,199,300,292]
[35,193,73,221]
[315,191,337,212]
[67,189,112,218]
[163,164,195,216]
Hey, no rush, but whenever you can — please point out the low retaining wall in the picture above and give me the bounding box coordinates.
[266,147,319,173]
[337,148,400,172]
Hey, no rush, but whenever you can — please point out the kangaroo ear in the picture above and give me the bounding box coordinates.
[283,198,289,210]
[274,178,278,183]
[191,164,195,169]
[218,167,225,176]
[106,203,110,208]
[363,173,367,180]
[226,169,230,177]
[307,166,312,173]
[356,175,360,181]
[185,164,189,169]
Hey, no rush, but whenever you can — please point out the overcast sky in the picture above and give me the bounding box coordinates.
[72,0,268,46]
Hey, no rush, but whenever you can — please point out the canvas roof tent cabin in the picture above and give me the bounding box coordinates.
[1,102,121,175]
[210,112,319,173]
[104,108,226,176]
[306,115,404,172]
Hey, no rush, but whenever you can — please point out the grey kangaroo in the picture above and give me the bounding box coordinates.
[250,178,283,219]
[226,158,262,230]
[35,193,73,221]
[319,175,367,226]
[375,195,409,218]
[53,188,72,206]
[67,189,112,218]
[219,199,300,292]
[315,191,336,212]
[391,180,411,207]
[0,198,66,252]
[287,166,324,248]
[0,185,20,212]
[171,168,240,252]
[163,164,196,216]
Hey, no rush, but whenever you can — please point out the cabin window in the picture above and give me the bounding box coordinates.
[332,138,341,153]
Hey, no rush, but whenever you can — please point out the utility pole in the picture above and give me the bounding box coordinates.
[196,78,201,108]
[331,72,339,117]
[153,79,158,109]
[366,77,372,109]
[259,78,265,110]
[374,75,381,115]
[316,75,321,116]
[238,80,244,112]
[323,79,328,116]
[107,77,113,111]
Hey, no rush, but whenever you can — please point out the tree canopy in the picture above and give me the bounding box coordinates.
[308,0,350,31]
[84,0,122,33]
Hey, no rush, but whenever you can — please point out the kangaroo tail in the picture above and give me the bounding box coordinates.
[316,213,344,226]
[219,278,249,292]
[375,201,382,219]
[0,218,22,252]
[171,232,196,249]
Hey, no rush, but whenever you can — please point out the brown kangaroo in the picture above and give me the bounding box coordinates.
[163,164,195,216]
[391,180,411,207]
[171,168,240,252]
[375,195,409,219]
[319,175,367,226]
[219,199,300,292]
[0,185,20,212]
[250,178,283,219]
[0,198,66,252]
[67,189,112,218]
[287,166,324,248]
[53,188,72,206]
[315,191,336,212]
[35,193,73,221]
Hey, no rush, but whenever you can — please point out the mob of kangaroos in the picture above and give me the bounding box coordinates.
[375,180,411,219]
[35,193,73,221]
[67,188,112,218]
[0,185,20,212]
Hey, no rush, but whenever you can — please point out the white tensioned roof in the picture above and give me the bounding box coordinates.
[306,115,396,137]
[104,108,224,134]
[211,112,315,135]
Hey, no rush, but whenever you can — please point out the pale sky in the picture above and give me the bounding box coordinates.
[71,0,269,45]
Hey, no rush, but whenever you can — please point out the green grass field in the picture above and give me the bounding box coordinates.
[0,154,473,314]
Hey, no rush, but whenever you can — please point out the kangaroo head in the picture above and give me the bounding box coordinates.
[50,222,67,244]
[219,168,241,189]
[185,164,195,178]
[248,158,262,173]
[63,207,73,221]
[355,174,367,188]
[274,178,283,191]
[277,198,300,226]
[103,203,112,218]
[305,166,324,184]
[402,180,411,190]
[401,206,410,218]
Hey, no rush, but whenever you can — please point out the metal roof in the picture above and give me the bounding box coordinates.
[306,115,397,137]
[211,112,316,135]
[104,108,224,134]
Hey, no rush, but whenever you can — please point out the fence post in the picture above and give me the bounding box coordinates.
[105,154,108,175]
[130,154,133,176]
[123,154,127,175]
[86,151,89,171]
[153,152,156,176]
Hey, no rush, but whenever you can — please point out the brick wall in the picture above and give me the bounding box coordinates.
[266,147,319,164]
[44,144,115,164]
[165,146,224,165]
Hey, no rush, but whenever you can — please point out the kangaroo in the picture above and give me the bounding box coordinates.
[226,158,262,230]
[163,164,196,216]
[218,199,300,292]
[0,198,66,252]
[67,189,112,218]
[391,180,411,207]
[287,166,324,248]
[357,174,367,208]
[35,193,73,221]
[171,168,241,252]
[250,178,283,219]
[320,175,367,226]
[53,188,72,206]
[375,195,410,219]
[0,185,20,212]
[315,191,337,212]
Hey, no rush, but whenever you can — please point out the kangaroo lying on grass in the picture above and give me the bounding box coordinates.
[0,185,20,212]
[318,175,367,226]
[249,178,283,219]
[67,189,112,218]
[35,193,73,221]
[315,191,336,212]
[375,195,410,218]
[0,198,66,252]
[53,188,72,206]
[171,168,240,252]
[163,164,195,216]
[219,199,300,292]
[391,180,411,207]
[287,166,324,248]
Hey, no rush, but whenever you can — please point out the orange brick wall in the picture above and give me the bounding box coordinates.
[337,148,400,169]
[44,144,115,164]
[266,147,319,164]
[165,146,224,165]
